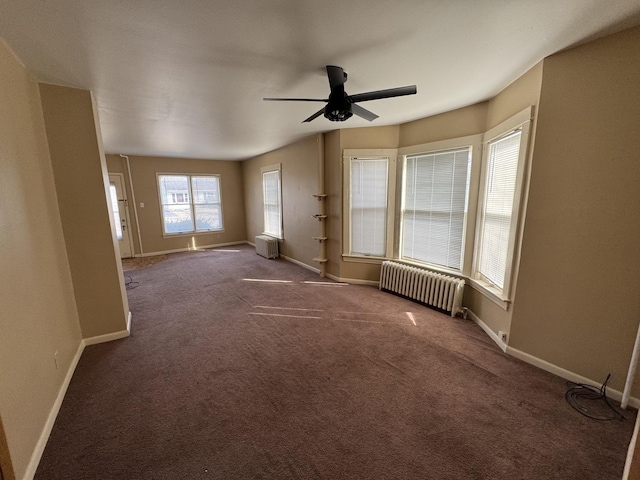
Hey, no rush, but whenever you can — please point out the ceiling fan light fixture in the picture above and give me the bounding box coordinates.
[325,104,353,122]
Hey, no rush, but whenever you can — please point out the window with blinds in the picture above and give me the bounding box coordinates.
[401,148,471,270]
[476,129,522,289]
[349,157,389,256]
[262,167,282,238]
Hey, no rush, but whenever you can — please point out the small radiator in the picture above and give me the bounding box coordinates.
[379,260,465,317]
[255,235,279,259]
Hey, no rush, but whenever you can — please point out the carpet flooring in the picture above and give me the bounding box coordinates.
[36,245,636,479]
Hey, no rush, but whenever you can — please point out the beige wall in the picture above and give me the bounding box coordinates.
[509,26,640,393]
[40,84,129,338]
[106,154,247,255]
[0,42,81,479]
[242,134,322,268]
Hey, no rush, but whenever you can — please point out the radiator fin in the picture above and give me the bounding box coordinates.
[379,261,465,317]
[255,235,279,259]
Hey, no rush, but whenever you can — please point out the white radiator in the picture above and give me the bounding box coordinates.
[255,235,279,259]
[379,260,465,317]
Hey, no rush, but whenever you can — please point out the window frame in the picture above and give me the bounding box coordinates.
[261,163,283,240]
[342,149,397,262]
[471,107,533,306]
[156,173,224,237]
[397,135,483,277]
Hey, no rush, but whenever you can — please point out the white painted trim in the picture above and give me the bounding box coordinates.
[23,313,133,479]
[506,346,640,409]
[623,412,640,480]
[281,255,320,274]
[467,309,508,352]
[23,340,85,480]
[83,313,131,346]
[326,273,379,287]
[138,241,247,257]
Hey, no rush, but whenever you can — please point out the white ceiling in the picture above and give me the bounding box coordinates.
[2,1,640,160]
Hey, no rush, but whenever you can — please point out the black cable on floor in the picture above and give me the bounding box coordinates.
[125,274,140,290]
[565,373,624,421]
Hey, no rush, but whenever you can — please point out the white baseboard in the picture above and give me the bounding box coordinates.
[23,313,133,479]
[138,241,247,258]
[83,312,131,346]
[325,273,379,286]
[467,309,508,352]
[281,255,320,274]
[506,345,640,409]
[23,340,85,480]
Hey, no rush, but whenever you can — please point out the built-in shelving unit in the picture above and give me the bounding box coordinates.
[312,192,327,273]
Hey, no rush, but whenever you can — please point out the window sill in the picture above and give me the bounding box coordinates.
[342,254,387,265]
[468,278,511,311]
[261,232,283,240]
[162,229,224,239]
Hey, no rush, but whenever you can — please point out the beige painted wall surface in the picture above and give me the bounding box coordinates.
[324,130,342,278]
[509,26,640,393]
[399,102,487,147]
[39,84,128,338]
[109,155,247,255]
[242,135,321,268]
[0,42,81,479]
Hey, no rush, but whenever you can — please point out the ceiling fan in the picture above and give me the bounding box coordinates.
[264,65,417,123]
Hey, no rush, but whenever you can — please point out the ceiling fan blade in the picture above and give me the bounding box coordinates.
[302,108,325,123]
[264,97,327,102]
[351,104,379,122]
[348,85,417,103]
[326,65,346,90]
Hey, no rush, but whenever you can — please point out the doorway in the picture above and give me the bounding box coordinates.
[108,173,134,258]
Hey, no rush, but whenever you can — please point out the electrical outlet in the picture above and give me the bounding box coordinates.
[54,350,60,369]
[498,331,508,343]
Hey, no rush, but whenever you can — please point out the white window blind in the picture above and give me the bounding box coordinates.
[476,129,522,288]
[402,148,471,270]
[350,157,388,256]
[263,169,282,238]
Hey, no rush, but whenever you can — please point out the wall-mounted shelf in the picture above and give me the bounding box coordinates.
[313,257,328,263]
[313,236,327,242]
[312,214,327,220]
[312,194,327,200]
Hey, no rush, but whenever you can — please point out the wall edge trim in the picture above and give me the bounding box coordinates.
[281,255,320,274]
[467,309,508,352]
[506,346,640,409]
[136,241,248,258]
[23,340,85,480]
[325,273,379,287]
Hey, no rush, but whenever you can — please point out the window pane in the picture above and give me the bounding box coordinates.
[159,175,189,205]
[477,130,521,288]
[263,170,282,238]
[194,204,222,231]
[192,176,220,204]
[109,183,123,240]
[350,158,388,256]
[402,148,470,270]
[163,204,194,234]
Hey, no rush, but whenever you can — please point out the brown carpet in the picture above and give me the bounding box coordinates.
[36,245,635,479]
[121,254,168,271]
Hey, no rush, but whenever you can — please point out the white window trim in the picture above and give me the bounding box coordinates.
[398,134,483,275]
[342,149,397,261]
[261,163,283,240]
[156,173,225,238]
[471,106,533,306]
